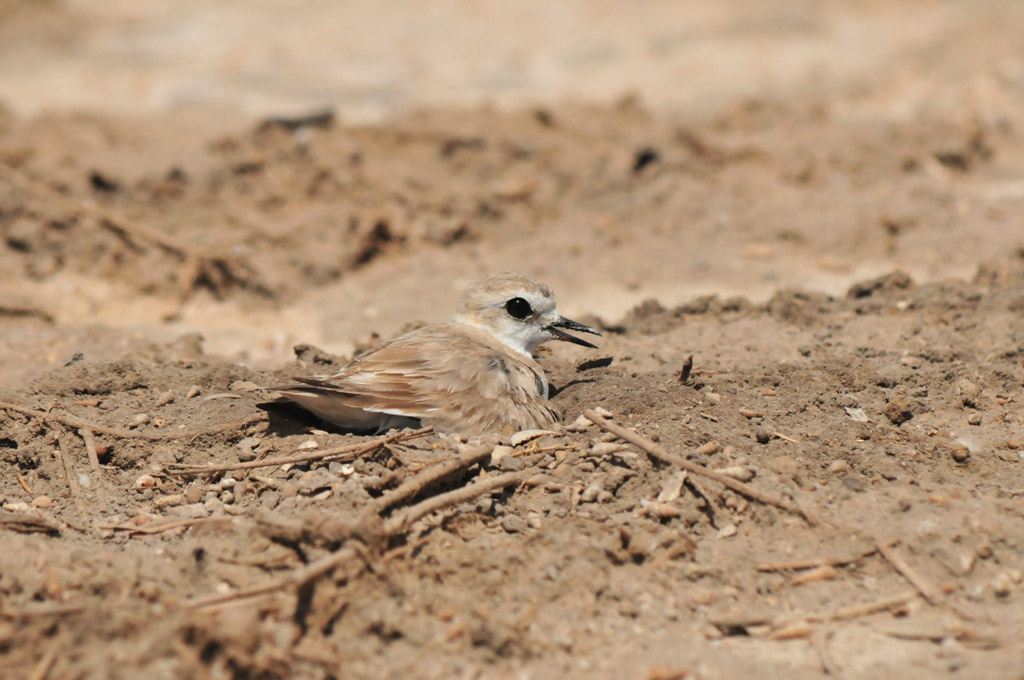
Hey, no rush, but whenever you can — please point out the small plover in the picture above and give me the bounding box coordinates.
[275,272,601,436]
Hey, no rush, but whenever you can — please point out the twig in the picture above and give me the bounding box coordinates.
[57,434,87,518]
[188,547,358,610]
[875,539,942,606]
[28,644,58,680]
[100,516,236,536]
[583,410,817,525]
[758,546,878,572]
[382,469,532,534]
[78,428,108,513]
[0,512,61,535]
[366,438,496,516]
[806,590,919,623]
[0,400,267,441]
[167,427,433,475]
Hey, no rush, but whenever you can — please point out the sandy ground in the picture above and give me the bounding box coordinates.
[2,1,1024,678]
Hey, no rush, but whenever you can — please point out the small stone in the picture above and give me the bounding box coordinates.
[498,455,523,471]
[967,413,982,426]
[696,441,721,456]
[219,490,235,504]
[592,406,614,418]
[705,392,721,404]
[884,396,914,425]
[501,515,527,533]
[716,466,755,482]
[510,429,557,446]
[185,483,204,504]
[717,524,738,539]
[526,513,543,529]
[155,391,175,407]
[186,385,201,399]
[828,460,852,474]
[129,413,151,428]
[566,415,593,432]
[951,444,971,464]
[755,429,772,444]
[591,442,631,456]
[32,495,52,509]
[229,380,260,392]
[297,440,319,450]
[154,493,184,509]
[237,437,261,461]
[581,485,603,503]
[135,474,158,489]
[738,408,762,419]
[957,379,981,408]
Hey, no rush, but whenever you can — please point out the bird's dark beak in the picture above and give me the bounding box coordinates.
[547,315,601,349]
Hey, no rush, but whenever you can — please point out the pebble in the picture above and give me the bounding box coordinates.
[229,380,260,392]
[967,413,982,426]
[705,392,721,404]
[738,408,762,419]
[185,483,204,504]
[592,406,614,418]
[155,391,175,407]
[498,455,523,471]
[639,499,681,519]
[237,437,261,461]
[828,460,852,474]
[510,429,556,446]
[566,415,593,432]
[129,413,151,428]
[754,429,772,444]
[154,493,184,509]
[581,485,603,503]
[951,444,971,464]
[297,440,319,450]
[501,515,527,533]
[717,524,738,539]
[219,490,235,504]
[957,379,981,408]
[591,442,631,456]
[135,474,158,489]
[186,385,202,399]
[32,495,52,509]
[696,441,721,456]
[716,466,755,482]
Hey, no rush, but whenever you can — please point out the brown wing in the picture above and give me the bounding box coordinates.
[290,323,557,435]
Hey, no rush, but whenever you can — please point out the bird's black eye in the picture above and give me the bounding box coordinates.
[504,297,533,320]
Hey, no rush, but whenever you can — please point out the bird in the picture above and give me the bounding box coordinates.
[273,272,601,436]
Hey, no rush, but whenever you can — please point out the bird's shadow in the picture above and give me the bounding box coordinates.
[257,400,349,437]
[549,378,597,399]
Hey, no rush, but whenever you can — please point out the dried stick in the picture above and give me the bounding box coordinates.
[875,539,942,606]
[758,546,878,572]
[100,516,237,536]
[583,410,817,525]
[189,547,358,610]
[367,438,497,515]
[57,434,87,518]
[806,590,919,623]
[78,428,108,513]
[0,400,267,441]
[382,469,532,534]
[167,427,433,476]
